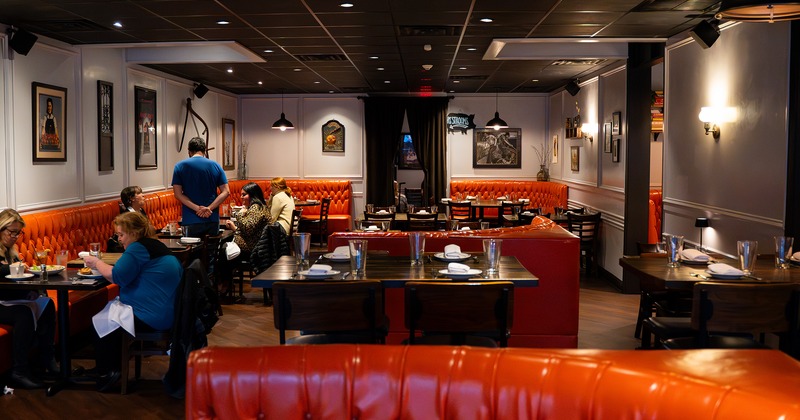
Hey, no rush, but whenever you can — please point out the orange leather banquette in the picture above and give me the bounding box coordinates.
[328,217,579,348]
[648,189,663,244]
[225,179,353,233]
[449,180,568,219]
[186,345,800,419]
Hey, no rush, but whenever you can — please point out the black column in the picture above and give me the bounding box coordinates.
[785,22,800,241]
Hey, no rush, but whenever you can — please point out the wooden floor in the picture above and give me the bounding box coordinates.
[0,271,641,418]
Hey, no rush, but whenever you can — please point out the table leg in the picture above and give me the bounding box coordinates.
[46,289,72,396]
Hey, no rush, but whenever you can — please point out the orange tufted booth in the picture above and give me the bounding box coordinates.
[449,180,568,219]
[225,179,353,233]
[648,189,663,244]
[186,345,800,419]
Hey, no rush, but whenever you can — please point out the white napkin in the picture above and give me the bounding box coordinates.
[92,297,135,338]
[365,225,380,231]
[332,246,350,258]
[521,211,533,216]
[496,195,508,200]
[520,198,530,203]
[793,251,800,261]
[466,195,477,200]
[448,262,470,273]
[707,263,744,276]
[417,210,429,214]
[225,242,241,260]
[444,244,462,258]
[78,251,90,259]
[459,226,471,231]
[308,264,333,274]
[376,210,388,214]
[441,198,452,202]
[681,249,709,261]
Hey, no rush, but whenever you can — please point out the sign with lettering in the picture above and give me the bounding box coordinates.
[447,113,476,134]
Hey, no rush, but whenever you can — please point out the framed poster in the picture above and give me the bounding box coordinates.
[552,134,558,164]
[570,146,580,171]
[612,111,622,135]
[322,119,344,152]
[222,118,235,170]
[603,122,612,153]
[612,138,621,162]
[97,80,114,171]
[473,128,521,169]
[32,82,67,162]
[134,86,157,169]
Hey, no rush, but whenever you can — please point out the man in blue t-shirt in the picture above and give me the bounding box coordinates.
[172,137,230,238]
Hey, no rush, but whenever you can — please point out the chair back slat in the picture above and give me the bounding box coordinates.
[693,282,799,337]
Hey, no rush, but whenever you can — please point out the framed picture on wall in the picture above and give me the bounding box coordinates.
[612,138,621,162]
[603,122,612,153]
[97,80,114,171]
[552,134,558,164]
[612,111,622,135]
[134,86,157,169]
[32,82,67,163]
[322,119,345,152]
[570,146,579,171]
[473,127,521,169]
[222,118,235,170]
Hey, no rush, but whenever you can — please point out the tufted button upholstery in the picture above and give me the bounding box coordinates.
[648,189,662,244]
[449,180,568,219]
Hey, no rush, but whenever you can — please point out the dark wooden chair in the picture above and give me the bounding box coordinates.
[566,212,602,275]
[406,212,438,231]
[272,280,387,345]
[287,208,303,253]
[300,197,332,247]
[405,281,514,347]
[633,242,691,341]
[202,232,234,304]
[447,201,474,222]
[404,187,425,207]
[363,210,395,231]
[501,201,524,226]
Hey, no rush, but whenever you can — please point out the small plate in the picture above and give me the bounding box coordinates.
[180,237,201,244]
[298,269,341,279]
[77,272,104,279]
[6,273,34,280]
[28,265,65,276]
[438,268,482,280]
[433,252,471,262]
[705,270,743,280]
[323,253,350,262]
[680,258,712,266]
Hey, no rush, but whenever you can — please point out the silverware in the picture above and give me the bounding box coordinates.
[340,271,350,280]
[744,274,763,280]
[313,255,324,265]
[690,272,711,280]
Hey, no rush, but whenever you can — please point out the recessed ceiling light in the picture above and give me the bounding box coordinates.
[384,80,390,83]
[377,67,384,71]
[340,2,354,7]
[227,68,233,73]
[467,47,477,51]
[264,49,273,53]
[459,66,467,70]
[531,79,539,82]
[454,80,461,83]
[258,81,263,85]
[329,90,334,94]
[369,56,379,60]
[314,81,320,84]
[217,20,230,25]
[293,68,302,72]
[449,90,455,93]
[113,22,123,28]
[480,18,493,23]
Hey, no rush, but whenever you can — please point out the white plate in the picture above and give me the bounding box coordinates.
[28,265,65,276]
[298,269,341,279]
[6,273,34,280]
[680,258,712,265]
[323,253,350,262]
[438,268,482,280]
[77,272,104,279]
[433,252,471,262]
[180,237,201,244]
[705,270,743,280]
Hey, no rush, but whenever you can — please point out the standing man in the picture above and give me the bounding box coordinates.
[172,137,230,237]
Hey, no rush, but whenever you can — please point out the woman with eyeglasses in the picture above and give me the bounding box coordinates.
[0,209,57,389]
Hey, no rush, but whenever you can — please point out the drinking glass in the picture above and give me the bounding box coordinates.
[483,239,502,274]
[408,204,415,214]
[449,219,460,231]
[737,240,758,275]
[480,222,490,230]
[349,240,368,278]
[366,203,374,214]
[389,205,396,214]
[293,233,311,270]
[408,232,425,266]
[56,250,69,267]
[35,249,49,281]
[775,236,794,269]
[664,234,684,268]
[220,203,230,218]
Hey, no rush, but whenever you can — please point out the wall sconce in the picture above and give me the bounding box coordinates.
[698,106,736,139]
[581,122,597,142]
[695,217,710,251]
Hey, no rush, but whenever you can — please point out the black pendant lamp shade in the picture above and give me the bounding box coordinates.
[485,91,508,130]
[716,0,800,22]
[272,91,295,130]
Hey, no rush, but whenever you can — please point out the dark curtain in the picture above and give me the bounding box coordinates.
[364,98,406,206]
[406,97,449,204]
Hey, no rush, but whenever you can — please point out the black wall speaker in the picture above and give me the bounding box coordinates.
[565,80,580,96]
[689,20,719,49]
[193,83,209,98]
[8,28,38,56]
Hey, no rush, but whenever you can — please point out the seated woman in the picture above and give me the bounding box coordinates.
[219,182,271,296]
[110,186,147,252]
[267,177,295,236]
[0,209,57,389]
[83,212,183,392]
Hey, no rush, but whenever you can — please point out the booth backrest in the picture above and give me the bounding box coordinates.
[648,189,663,244]
[449,180,568,218]
[186,345,800,419]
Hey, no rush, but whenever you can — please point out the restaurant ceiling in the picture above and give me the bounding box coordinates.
[0,0,722,95]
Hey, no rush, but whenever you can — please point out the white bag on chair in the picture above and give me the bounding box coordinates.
[226,241,241,260]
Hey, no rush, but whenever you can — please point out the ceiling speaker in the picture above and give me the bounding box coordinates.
[565,81,580,96]
[193,83,209,98]
[8,28,38,56]
[689,20,720,49]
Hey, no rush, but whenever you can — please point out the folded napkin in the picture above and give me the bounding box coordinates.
[496,195,508,200]
[332,246,350,258]
[417,210,429,214]
[521,211,533,216]
[376,210,389,214]
[308,264,333,274]
[444,244,462,258]
[681,249,710,262]
[707,263,744,276]
[441,198,452,202]
[466,195,477,200]
[92,297,135,338]
[225,242,241,260]
[78,251,90,259]
[365,225,380,231]
[448,262,471,273]
[459,226,471,231]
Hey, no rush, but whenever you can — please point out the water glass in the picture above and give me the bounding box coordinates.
[293,233,311,270]
[408,204,415,214]
[56,250,69,266]
[664,234,684,268]
[430,205,438,214]
[775,236,794,269]
[737,240,758,275]
[449,219,460,231]
[408,232,425,266]
[483,239,502,274]
[220,203,230,218]
[389,205,396,214]
[366,203,374,213]
[349,240,368,278]
[480,222,491,230]
[89,242,102,258]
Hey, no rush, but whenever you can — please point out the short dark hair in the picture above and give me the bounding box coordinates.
[188,137,206,153]
[241,182,266,206]
[120,185,142,208]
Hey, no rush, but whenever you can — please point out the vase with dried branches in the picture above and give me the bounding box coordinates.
[238,140,249,179]
[532,142,551,181]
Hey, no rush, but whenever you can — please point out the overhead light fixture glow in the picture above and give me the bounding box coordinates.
[226,68,233,73]
[340,2,354,7]
[217,20,230,25]
[258,81,263,85]
[480,18,493,23]
[369,56,379,59]
[485,90,509,130]
[272,90,294,131]
[453,80,461,83]
[113,22,123,28]
[377,67,384,70]
[467,47,477,51]
[459,66,467,70]
[715,0,800,22]
[384,80,391,83]
[264,49,273,53]
[293,68,301,72]
[314,81,320,84]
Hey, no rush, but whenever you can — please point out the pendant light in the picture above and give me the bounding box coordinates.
[272,90,295,131]
[716,0,800,22]
[485,89,508,130]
